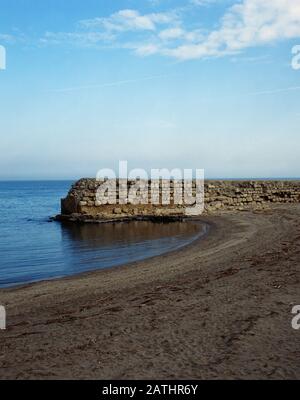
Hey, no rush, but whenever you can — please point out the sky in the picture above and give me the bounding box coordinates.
[0,0,300,179]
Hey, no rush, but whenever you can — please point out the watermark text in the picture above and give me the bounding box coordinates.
[0,305,6,330]
[0,45,6,70]
[291,305,300,330]
[291,45,300,70]
[95,161,205,216]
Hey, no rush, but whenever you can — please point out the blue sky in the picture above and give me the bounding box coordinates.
[0,0,300,179]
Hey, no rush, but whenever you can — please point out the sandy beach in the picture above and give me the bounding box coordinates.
[0,204,299,380]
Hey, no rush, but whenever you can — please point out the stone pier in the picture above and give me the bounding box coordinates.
[56,179,300,222]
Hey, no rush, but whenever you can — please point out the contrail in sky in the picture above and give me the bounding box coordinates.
[51,74,174,93]
[249,85,300,96]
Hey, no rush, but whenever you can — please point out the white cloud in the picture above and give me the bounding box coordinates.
[159,27,185,40]
[133,43,160,56]
[41,9,179,48]
[159,27,204,43]
[40,1,300,61]
[80,9,175,32]
[167,0,300,60]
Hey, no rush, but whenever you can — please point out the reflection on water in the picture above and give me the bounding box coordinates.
[63,221,201,245]
[0,181,206,288]
[58,220,205,279]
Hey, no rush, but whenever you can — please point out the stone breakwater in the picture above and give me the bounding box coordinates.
[57,179,300,222]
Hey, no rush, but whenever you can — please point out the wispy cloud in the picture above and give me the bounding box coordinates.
[190,0,219,6]
[40,8,179,49]
[0,33,16,43]
[80,9,176,32]
[40,31,114,47]
[40,0,300,61]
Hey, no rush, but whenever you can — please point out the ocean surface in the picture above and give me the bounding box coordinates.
[0,181,204,288]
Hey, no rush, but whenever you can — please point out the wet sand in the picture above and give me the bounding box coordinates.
[0,204,299,379]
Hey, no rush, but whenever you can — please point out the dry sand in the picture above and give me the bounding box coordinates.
[0,204,299,379]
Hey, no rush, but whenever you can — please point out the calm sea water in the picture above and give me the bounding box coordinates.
[0,181,204,288]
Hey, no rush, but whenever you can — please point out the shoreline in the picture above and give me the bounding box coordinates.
[0,219,209,291]
[0,205,299,379]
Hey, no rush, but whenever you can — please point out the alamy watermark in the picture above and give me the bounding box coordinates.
[0,45,6,70]
[291,45,300,70]
[95,161,204,216]
[291,305,300,330]
[0,305,6,330]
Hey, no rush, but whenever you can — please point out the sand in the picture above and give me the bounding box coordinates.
[0,204,299,379]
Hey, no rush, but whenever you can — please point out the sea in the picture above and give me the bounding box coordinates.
[0,181,203,288]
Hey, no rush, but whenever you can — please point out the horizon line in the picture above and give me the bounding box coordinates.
[1,177,300,182]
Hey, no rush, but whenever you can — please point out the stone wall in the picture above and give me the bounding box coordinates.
[58,179,300,221]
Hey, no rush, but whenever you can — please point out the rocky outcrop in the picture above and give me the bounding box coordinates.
[57,179,300,222]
